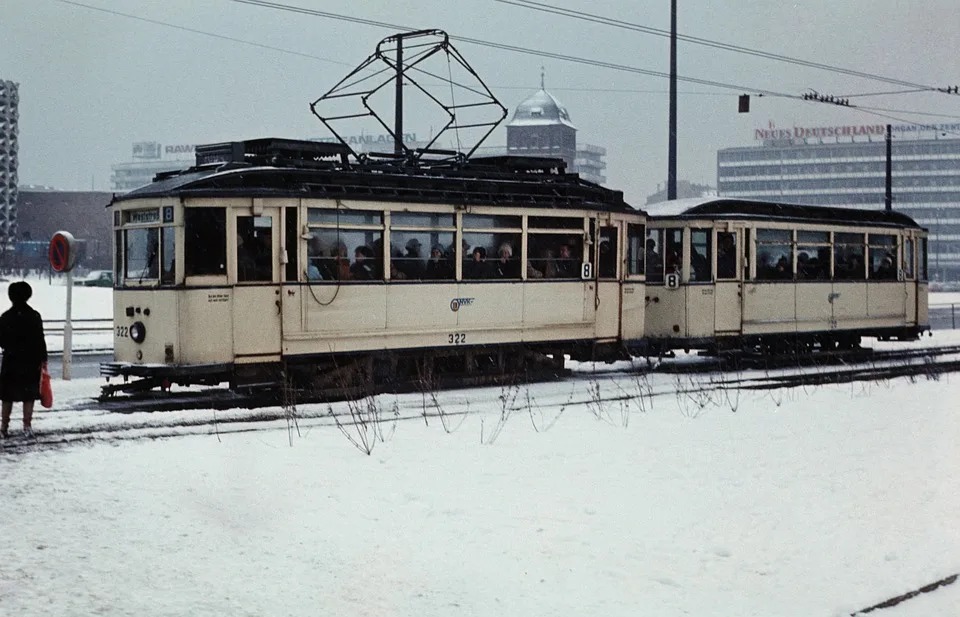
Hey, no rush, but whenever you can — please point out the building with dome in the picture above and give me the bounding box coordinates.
[504,83,607,185]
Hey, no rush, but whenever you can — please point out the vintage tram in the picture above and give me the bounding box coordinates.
[102,138,649,394]
[642,199,929,353]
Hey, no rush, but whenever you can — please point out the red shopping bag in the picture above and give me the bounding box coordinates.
[40,367,53,408]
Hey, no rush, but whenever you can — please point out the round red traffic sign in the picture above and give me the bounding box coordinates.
[49,231,77,273]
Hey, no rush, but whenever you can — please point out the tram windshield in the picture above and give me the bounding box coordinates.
[124,228,159,281]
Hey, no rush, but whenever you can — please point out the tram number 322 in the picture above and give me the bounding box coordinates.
[448,332,467,345]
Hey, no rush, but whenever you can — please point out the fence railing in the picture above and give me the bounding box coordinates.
[43,318,113,335]
[936,303,957,329]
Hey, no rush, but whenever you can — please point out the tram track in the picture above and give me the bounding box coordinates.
[0,342,954,456]
[86,343,960,415]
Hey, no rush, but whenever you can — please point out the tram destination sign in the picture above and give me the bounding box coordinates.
[124,208,161,225]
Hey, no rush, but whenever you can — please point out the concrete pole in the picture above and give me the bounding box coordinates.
[63,270,73,380]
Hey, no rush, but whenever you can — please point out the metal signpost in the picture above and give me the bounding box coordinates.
[49,231,76,380]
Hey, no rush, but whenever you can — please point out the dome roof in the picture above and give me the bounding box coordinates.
[506,89,577,129]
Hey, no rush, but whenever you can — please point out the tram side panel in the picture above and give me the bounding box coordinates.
[866,281,908,328]
[644,285,686,340]
[619,281,645,341]
[794,282,834,332]
[113,290,181,364]
[918,281,929,326]
[905,282,918,326]
[829,282,868,330]
[524,281,598,342]
[684,284,715,339]
[282,281,602,357]
[741,283,797,335]
[178,289,235,364]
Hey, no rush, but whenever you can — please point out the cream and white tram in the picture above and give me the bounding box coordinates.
[642,199,929,353]
[103,138,648,393]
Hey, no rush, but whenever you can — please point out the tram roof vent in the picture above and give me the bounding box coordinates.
[195,138,353,168]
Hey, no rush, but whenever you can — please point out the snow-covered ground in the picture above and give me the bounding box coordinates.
[0,278,957,616]
[931,291,960,306]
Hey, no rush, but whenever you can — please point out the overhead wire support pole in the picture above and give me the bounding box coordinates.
[885,124,893,212]
[395,36,403,156]
[668,0,677,201]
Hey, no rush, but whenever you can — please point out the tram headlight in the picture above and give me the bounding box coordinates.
[130,321,147,344]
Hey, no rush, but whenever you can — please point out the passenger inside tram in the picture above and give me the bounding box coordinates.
[424,244,454,280]
[716,232,737,279]
[493,243,520,279]
[350,245,375,280]
[556,243,577,278]
[645,238,664,282]
[464,246,487,279]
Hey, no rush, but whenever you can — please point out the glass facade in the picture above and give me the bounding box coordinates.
[718,137,960,281]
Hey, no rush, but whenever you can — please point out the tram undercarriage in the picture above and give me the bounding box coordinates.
[99,340,629,401]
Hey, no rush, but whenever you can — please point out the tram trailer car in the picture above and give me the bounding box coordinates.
[103,138,650,393]
[642,199,929,354]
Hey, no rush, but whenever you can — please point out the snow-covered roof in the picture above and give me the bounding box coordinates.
[643,197,716,217]
[506,89,577,129]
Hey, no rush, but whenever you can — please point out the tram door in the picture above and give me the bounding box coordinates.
[595,223,621,339]
[714,227,743,333]
[233,209,282,360]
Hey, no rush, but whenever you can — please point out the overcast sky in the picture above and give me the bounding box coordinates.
[3,0,959,205]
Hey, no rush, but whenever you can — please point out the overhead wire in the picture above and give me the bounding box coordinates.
[49,0,960,129]
[495,0,940,92]
[51,0,352,66]
[226,0,798,100]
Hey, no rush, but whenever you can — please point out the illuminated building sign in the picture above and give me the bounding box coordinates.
[164,144,196,155]
[755,122,960,142]
[313,133,418,146]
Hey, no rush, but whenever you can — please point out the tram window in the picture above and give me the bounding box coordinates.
[305,229,383,281]
[834,233,865,280]
[462,232,522,279]
[528,216,584,230]
[125,228,159,281]
[308,209,382,226]
[390,212,455,228]
[626,224,645,276]
[904,238,915,279]
[690,229,712,282]
[528,233,583,279]
[237,216,273,282]
[920,238,928,281]
[285,207,298,283]
[597,226,618,279]
[796,231,830,280]
[716,232,737,280]
[645,229,664,282]
[462,214,521,229]
[664,229,684,277]
[184,208,226,276]
[114,230,123,285]
[868,234,898,280]
[160,227,175,285]
[756,229,792,280]
[390,231,455,280]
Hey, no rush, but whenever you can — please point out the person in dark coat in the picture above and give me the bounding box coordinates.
[0,281,47,438]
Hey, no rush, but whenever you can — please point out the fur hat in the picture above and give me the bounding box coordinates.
[8,281,32,304]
